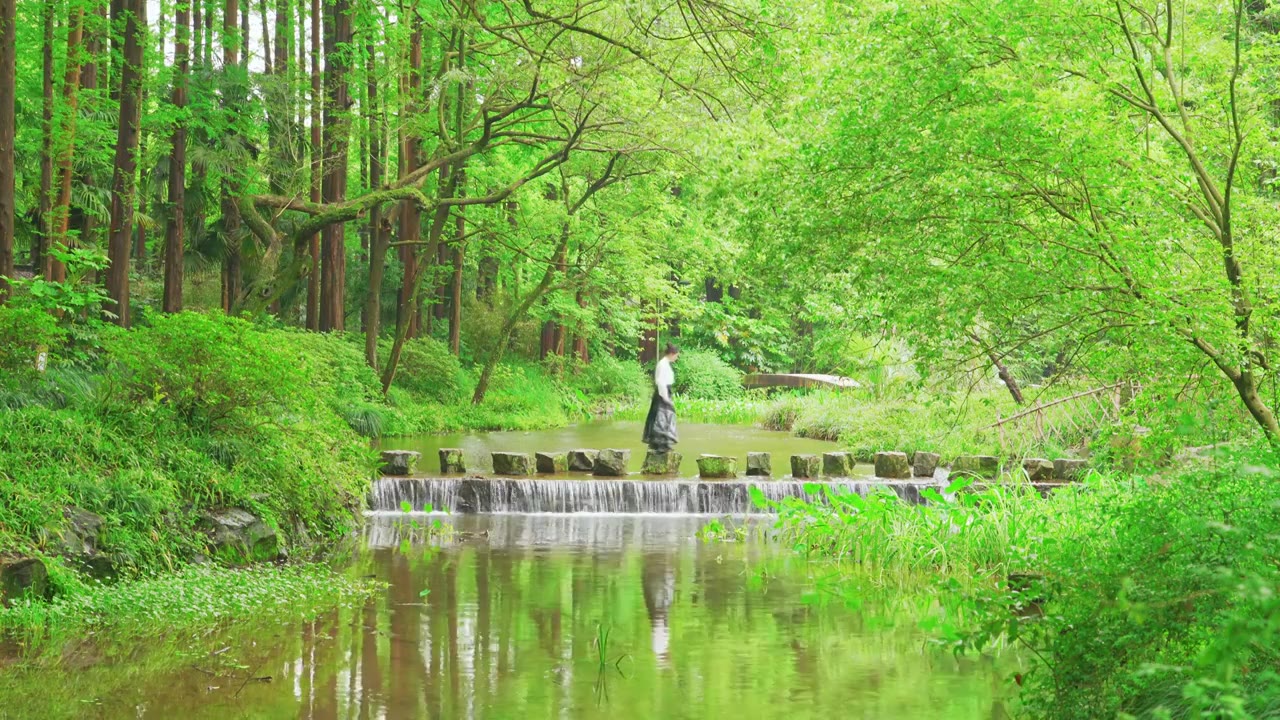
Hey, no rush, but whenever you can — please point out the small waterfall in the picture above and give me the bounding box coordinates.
[367,477,933,515]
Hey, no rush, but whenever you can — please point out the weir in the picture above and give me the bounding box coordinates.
[368,477,935,515]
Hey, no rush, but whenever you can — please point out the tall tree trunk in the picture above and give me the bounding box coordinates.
[163,0,190,313]
[318,0,350,332]
[396,12,422,340]
[36,2,54,271]
[364,36,386,368]
[203,0,213,66]
[220,0,242,314]
[192,0,203,64]
[448,171,464,355]
[0,0,15,298]
[134,123,147,262]
[105,0,145,326]
[306,0,320,329]
[259,0,270,67]
[47,5,86,284]
[74,7,106,268]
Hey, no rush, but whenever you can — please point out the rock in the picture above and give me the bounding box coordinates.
[952,455,1000,478]
[822,452,854,477]
[642,451,682,475]
[874,452,911,479]
[199,508,279,564]
[912,451,941,478]
[568,449,599,472]
[746,452,772,477]
[1023,458,1055,482]
[0,557,50,605]
[535,452,569,474]
[438,448,466,474]
[1054,458,1088,481]
[593,449,631,477]
[380,450,421,476]
[492,452,533,476]
[791,454,820,478]
[57,507,104,556]
[697,455,737,479]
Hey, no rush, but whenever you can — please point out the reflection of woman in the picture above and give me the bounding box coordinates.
[642,344,680,452]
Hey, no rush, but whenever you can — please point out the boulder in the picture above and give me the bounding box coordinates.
[57,507,104,556]
[1054,458,1088,481]
[791,454,820,478]
[199,508,279,563]
[1023,458,1055,482]
[568,449,599,472]
[642,451,682,475]
[822,452,854,478]
[746,452,772,477]
[535,452,569,474]
[0,557,50,605]
[380,450,421,476]
[912,451,941,478]
[697,455,738,479]
[438,448,466,474]
[874,451,911,479]
[593,449,631,477]
[952,455,1000,479]
[492,452,534,476]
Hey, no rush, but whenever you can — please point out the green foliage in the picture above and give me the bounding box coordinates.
[379,335,464,404]
[565,354,650,408]
[0,303,64,379]
[0,564,380,654]
[671,347,743,401]
[769,451,1280,719]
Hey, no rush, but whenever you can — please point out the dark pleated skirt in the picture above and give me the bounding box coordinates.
[641,391,678,451]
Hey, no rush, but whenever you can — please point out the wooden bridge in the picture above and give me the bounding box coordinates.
[741,373,862,391]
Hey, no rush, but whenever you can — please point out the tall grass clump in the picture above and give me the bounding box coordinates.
[767,449,1280,719]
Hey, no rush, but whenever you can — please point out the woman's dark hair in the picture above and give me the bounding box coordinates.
[664,343,679,356]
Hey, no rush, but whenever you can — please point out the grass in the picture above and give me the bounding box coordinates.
[0,563,381,655]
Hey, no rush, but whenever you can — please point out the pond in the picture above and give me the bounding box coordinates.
[381,420,867,478]
[1,515,1009,719]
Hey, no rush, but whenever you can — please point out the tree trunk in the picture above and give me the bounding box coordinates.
[448,171,464,355]
[105,0,144,325]
[46,5,86,284]
[74,7,106,270]
[969,331,1024,405]
[192,0,203,64]
[36,1,54,271]
[220,0,242,314]
[363,37,385,368]
[306,0,320,329]
[473,227,569,404]
[258,0,270,67]
[163,0,190,313]
[396,13,422,340]
[0,0,15,299]
[318,0,350,332]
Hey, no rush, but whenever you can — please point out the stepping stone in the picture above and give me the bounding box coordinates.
[536,452,568,474]
[492,452,533,476]
[912,451,940,478]
[568,449,598,472]
[1022,458,1055,482]
[952,455,999,479]
[791,454,820,478]
[1053,458,1088,481]
[822,452,854,477]
[380,450,420,476]
[874,451,911,479]
[642,451,682,475]
[439,448,465,474]
[746,452,772,477]
[697,455,737,479]
[593,449,630,477]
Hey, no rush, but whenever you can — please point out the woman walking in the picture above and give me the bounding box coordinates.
[642,344,680,451]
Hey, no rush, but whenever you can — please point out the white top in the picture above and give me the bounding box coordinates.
[655,358,675,392]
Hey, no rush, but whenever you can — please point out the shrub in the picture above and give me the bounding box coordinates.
[570,355,650,406]
[0,303,65,379]
[672,347,743,401]
[379,335,463,404]
[105,313,307,433]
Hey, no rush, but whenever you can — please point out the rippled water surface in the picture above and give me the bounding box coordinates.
[2,515,1008,719]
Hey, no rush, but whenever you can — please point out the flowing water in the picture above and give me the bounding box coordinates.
[2,514,1009,719]
[380,420,863,479]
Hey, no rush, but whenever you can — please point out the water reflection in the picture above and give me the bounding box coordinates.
[0,515,1007,719]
